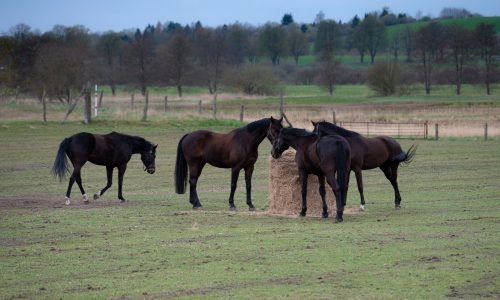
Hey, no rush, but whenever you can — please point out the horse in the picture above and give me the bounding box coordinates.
[52,132,157,205]
[269,126,351,223]
[312,121,416,210]
[175,117,283,210]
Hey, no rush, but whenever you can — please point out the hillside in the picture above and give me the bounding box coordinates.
[387,16,500,36]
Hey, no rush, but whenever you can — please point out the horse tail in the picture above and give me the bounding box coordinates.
[52,137,71,181]
[335,140,349,205]
[392,144,417,166]
[175,134,189,194]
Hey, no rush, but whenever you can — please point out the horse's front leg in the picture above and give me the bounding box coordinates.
[299,170,308,217]
[244,165,256,211]
[317,174,328,218]
[188,162,204,209]
[354,168,365,211]
[228,168,240,210]
[94,166,113,200]
[327,176,343,223]
[117,164,127,202]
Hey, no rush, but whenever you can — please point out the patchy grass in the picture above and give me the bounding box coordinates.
[0,120,499,299]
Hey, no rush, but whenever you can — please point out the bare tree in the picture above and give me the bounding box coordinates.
[314,20,341,95]
[448,24,473,95]
[415,22,445,95]
[258,23,287,65]
[96,31,123,96]
[287,25,309,65]
[474,23,498,95]
[123,28,155,96]
[157,32,192,97]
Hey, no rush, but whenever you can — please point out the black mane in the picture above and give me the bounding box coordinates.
[318,122,360,137]
[284,127,316,137]
[246,118,270,132]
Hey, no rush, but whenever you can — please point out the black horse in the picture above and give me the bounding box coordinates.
[175,117,283,210]
[52,132,157,205]
[312,121,416,210]
[270,126,351,222]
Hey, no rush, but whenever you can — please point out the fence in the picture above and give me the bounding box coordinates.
[338,121,429,139]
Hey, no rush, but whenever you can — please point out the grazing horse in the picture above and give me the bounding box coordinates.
[312,121,416,210]
[175,117,283,210]
[269,126,351,222]
[52,132,157,205]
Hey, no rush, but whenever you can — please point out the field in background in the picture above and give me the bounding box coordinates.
[0,120,499,299]
[1,84,499,137]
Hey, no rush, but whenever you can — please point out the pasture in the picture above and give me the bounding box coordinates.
[0,119,499,299]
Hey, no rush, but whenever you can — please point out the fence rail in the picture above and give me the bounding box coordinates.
[338,121,429,139]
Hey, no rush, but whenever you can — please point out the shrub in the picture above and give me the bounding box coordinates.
[223,65,282,95]
[366,61,402,96]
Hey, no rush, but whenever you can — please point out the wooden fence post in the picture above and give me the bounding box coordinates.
[435,123,439,140]
[198,100,202,115]
[424,121,428,139]
[98,90,104,108]
[213,94,217,119]
[332,110,336,124]
[240,105,244,122]
[279,92,284,117]
[484,123,488,141]
[141,91,149,122]
[131,93,134,108]
[164,96,168,112]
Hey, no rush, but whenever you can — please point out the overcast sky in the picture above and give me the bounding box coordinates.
[1,0,499,34]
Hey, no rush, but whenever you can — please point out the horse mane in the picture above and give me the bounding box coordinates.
[285,127,316,137]
[110,132,152,150]
[319,122,360,137]
[245,118,270,132]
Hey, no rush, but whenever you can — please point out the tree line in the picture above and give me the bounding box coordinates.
[0,7,498,106]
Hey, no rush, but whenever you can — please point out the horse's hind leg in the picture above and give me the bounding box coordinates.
[244,165,256,211]
[67,163,89,204]
[327,176,343,223]
[381,165,402,209]
[94,166,113,200]
[317,175,328,218]
[298,170,308,217]
[188,162,204,209]
[228,168,240,210]
[354,168,366,210]
[117,164,127,202]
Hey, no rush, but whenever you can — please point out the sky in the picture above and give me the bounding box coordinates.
[1,0,499,34]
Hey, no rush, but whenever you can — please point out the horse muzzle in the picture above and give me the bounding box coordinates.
[145,166,156,174]
[271,151,281,159]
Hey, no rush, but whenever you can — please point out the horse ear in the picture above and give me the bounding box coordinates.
[153,144,158,150]
[311,120,316,126]
[278,116,283,123]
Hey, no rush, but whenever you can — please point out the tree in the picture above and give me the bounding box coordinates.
[96,31,123,95]
[402,25,414,62]
[157,33,192,97]
[448,24,473,95]
[389,30,402,61]
[415,22,445,94]
[281,13,294,26]
[225,23,251,66]
[123,28,155,96]
[362,14,387,63]
[367,61,402,96]
[314,21,341,95]
[287,25,309,65]
[474,23,497,95]
[258,24,287,65]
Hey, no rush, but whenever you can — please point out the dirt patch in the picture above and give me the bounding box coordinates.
[0,196,135,210]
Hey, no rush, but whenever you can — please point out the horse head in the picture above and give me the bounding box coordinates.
[271,128,289,159]
[141,144,157,174]
[311,120,328,137]
[267,116,283,143]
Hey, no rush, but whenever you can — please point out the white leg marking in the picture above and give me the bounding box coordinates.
[94,190,101,200]
[83,194,89,204]
[360,204,365,211]
[65,197,71,206]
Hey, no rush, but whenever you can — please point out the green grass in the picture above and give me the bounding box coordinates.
[0,119,499,299]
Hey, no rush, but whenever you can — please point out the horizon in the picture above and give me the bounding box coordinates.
[1,0,499,34]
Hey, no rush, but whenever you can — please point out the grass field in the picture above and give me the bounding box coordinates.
[0,119,499,299]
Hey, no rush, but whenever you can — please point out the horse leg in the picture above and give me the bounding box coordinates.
[65,170,77,205]
[327,176,343,223]
[381,165,402,209]
[94,166,113,200]
[117,164,127,202]
[228,168,240,210]
[299,170,308,217]
[70,163,89,204]
[244,165,256,211]
[354,168,366,211]
[188,163,205,209]
[317,174,328,218]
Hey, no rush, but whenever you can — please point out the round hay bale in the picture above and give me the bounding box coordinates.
[268,149,336,217]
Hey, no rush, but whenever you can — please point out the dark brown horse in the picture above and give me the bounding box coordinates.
[52,132,157,205]
[312,121,416,210]
[175,117,283,210]
[270,126,351,222]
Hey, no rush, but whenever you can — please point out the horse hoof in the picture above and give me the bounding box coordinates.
[248,207,256,212]
[193,205,202,210]
[334,217,343,223]
[83,194,90,204]
[395,205,401,210]
[322,213,329,219]
[359,204,365,211]
[65,197,71,206]
[299,212,306,217]
[93,194,99,200]
[229,206,237,211]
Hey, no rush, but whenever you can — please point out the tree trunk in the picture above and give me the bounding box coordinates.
[42,87,47,123]
[83,85,92,124]
[141,90,149,122]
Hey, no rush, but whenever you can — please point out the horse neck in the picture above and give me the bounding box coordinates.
[323,124,357,137]
[283,130,315,151]
[127,136,149,153]
[244,123,269,147]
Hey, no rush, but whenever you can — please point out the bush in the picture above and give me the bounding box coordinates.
[366,61,402,96]
[223,65,282,95]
